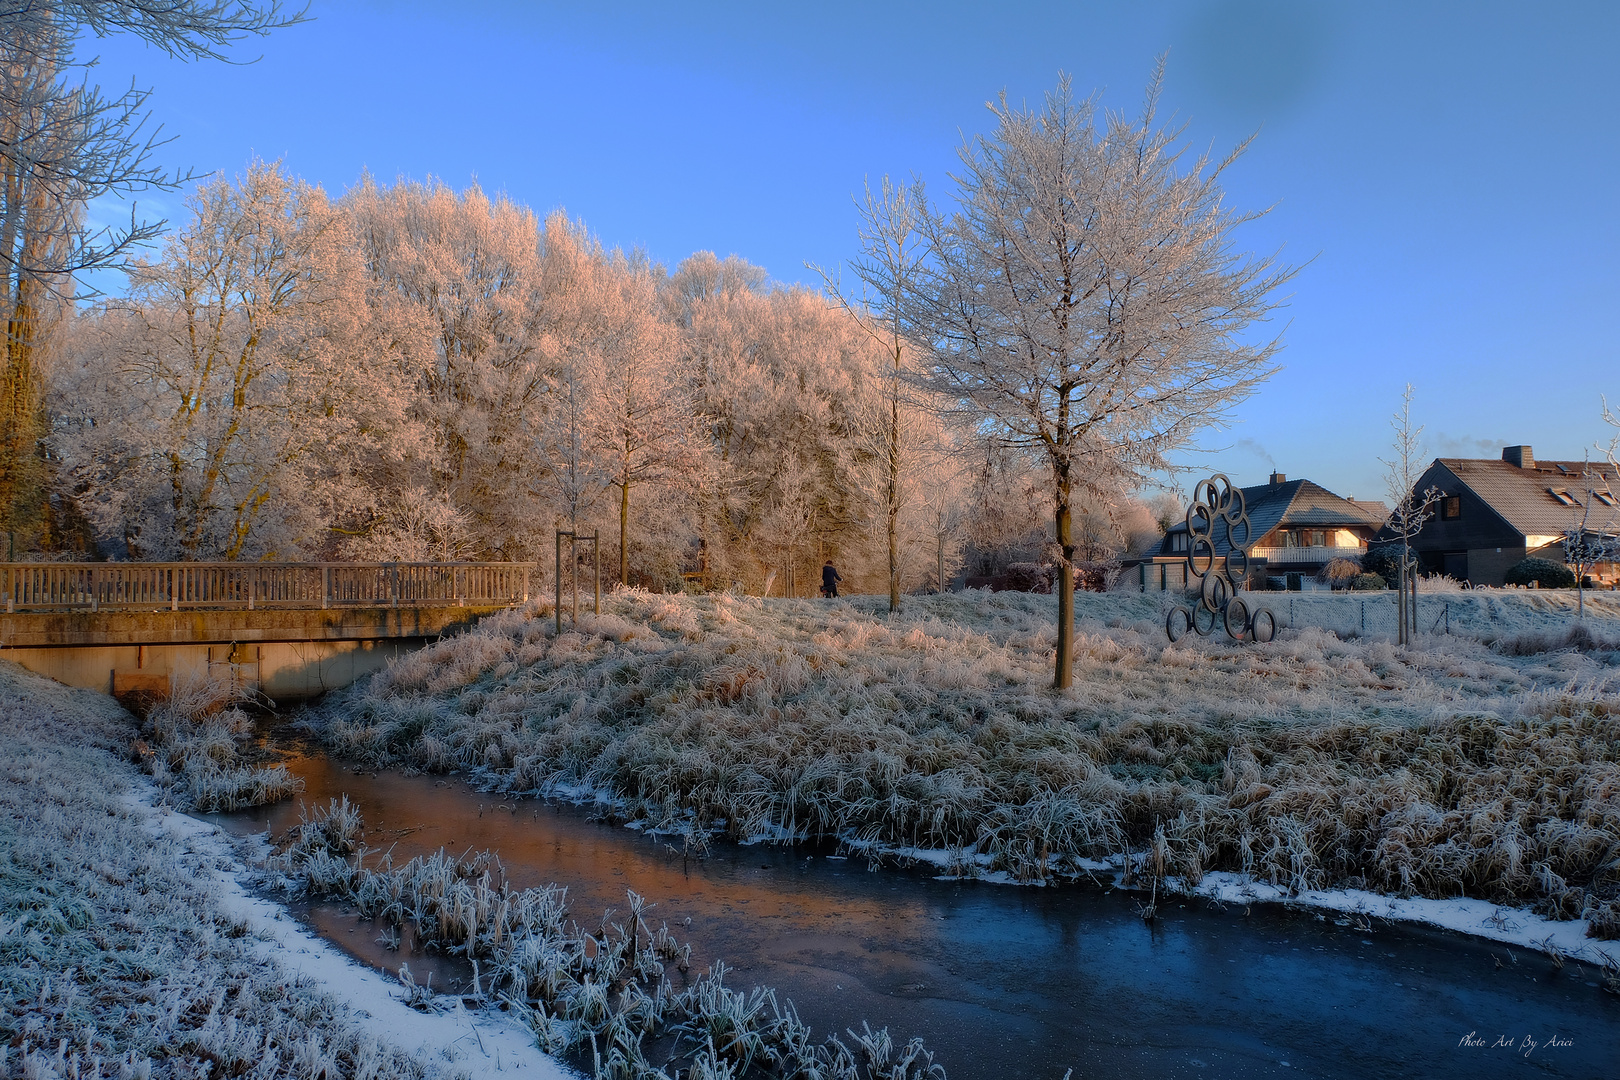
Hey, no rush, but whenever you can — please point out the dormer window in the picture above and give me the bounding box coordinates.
[1594,491,1617,508]
[1170,533,1189,553]
[1548,488,1578,507]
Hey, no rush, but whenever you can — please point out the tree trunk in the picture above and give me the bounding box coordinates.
[1409,558,1418,639]
[887,501,899,611]
[1054,482,1075,689]
[0,290,38,537]
[1397,543,1408,646]
[887,392,901,613]
[619,479,630,586]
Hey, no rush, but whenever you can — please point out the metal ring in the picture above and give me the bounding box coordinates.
[1222,483,1247,524]
[1225,513,1251,551]
[1192,603,1217,636]
[1225,546,1249,582]
[1189,536,1215,578]
[1201,570,1230,612]
[1251,608,1276,643]
[1224,596,1250,641]
[1186,502,1213,541]
[1166,607,1192,643]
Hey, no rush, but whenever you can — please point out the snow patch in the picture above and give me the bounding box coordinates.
[1174,872,1620,966]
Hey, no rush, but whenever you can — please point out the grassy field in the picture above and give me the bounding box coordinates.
[311,588,1620,933]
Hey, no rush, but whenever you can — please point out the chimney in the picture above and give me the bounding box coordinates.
[1269,472,1287,485]
[1502,445,1534,469]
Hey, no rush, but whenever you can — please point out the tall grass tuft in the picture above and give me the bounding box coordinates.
[138,671,302,812]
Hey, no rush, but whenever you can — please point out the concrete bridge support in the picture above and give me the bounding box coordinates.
[0,606,505,702]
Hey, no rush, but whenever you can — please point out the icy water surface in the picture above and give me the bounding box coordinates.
[213,749,1620,1080]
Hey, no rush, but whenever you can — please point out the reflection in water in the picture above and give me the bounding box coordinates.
[214,748,1620,1080]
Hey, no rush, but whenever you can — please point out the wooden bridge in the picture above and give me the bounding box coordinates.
[0,562,536,702]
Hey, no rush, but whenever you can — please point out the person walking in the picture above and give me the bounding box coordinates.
[820,560,842,599]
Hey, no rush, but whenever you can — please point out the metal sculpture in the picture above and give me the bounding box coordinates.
[1165,474,1277,644]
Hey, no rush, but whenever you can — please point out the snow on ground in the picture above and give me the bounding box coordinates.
[849,837,1620,965]
[122,791,577,1080]
[1178,871,1620,966]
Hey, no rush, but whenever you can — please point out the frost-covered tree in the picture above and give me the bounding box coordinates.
[821,177,933,612]
[857,68,1290,685]
[1561,452,1618,621]
[54,162,378,559]
[1380,384,1440,646]
[343,179,557,556]
[678,259,881,593]
[2,2,301,548]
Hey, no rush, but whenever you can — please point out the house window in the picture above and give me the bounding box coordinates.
[1170,533,1188,553]
[1548,488,1578,507]
[1442,496,1461,519]
[1595,491,1617,508]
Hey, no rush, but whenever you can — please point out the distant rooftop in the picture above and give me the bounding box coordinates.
[1436,445,1619,537]
[1163,474,1385,555]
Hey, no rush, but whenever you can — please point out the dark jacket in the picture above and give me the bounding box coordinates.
[821,564,841,586]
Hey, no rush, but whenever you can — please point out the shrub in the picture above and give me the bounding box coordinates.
[1286,572,1303,591]
[1317,557,1362,588]
[1505,557,1576,589]
[1361,544,1402,582]
[1351,573,1387,591]
[1003,562,1047,593]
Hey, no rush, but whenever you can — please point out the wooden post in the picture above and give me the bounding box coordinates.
[6,566,12,613]
[390,563,399,608]
[555,532,564,633]
[171,567,178,612]
[593,531,601,614]
[322,565,330,610]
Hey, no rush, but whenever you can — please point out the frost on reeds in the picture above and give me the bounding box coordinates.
[137,671,302,812]
[314,590,1620,934]
[271,801,944,1079]
[0,662,444,1080]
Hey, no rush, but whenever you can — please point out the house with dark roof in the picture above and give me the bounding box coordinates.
[1130,473,1388,591]
[1395,445,1620,586]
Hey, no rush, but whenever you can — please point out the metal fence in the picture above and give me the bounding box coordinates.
[0,562,535,613]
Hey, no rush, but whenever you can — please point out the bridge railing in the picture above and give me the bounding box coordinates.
[0,562,535,613]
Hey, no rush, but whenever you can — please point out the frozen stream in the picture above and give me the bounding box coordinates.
[212,746,1620,1079]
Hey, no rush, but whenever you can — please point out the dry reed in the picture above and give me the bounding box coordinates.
[138,671,303,812]
[271,799,944,1078]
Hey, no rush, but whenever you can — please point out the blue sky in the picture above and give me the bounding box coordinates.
[80,0,1619,502]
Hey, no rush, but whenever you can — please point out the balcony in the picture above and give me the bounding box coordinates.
[1248,545,1365,567]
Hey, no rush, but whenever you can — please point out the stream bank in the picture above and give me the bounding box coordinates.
[219,742,1620,1080]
